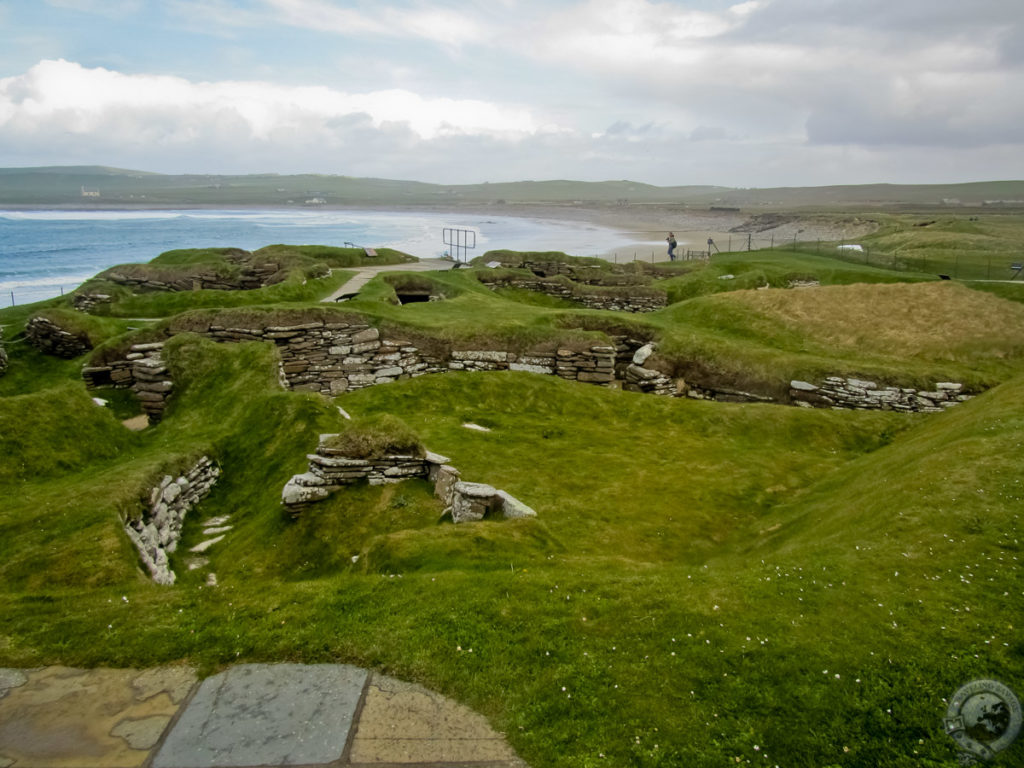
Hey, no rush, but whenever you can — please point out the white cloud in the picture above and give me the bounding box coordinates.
[168,0,492,48]
[0,59,543,143]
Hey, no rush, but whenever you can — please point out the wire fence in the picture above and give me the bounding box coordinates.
[5,285,70,308]
[606,233,1024,283]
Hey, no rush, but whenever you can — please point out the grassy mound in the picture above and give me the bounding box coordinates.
[322,414,425,459]
[0,383,141,485]
[2,226,1023,767]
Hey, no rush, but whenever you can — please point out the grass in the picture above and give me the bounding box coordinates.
[2,231,1024,767]
[322,413,425,459]
[857,214,1024,280]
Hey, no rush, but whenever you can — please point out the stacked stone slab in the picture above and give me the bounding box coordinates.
[72,292,113,314]
[575,292,667,313]
[124,457,221,585]
[0,327,7,377]
[25,316,92,358]
[623,343,677,395]
[131,343,173,423]
[789,377,971,412]
[205,321,447,395]
[479,275,667,313]
[81,358,135,389]
[103,257,286,294]
[555,346,616,384]
[282,435,537,523]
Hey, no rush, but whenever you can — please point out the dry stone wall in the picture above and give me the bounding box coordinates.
[0,327,7,377]
[82,320,976,418]
[83,342,172,423]
[125,456,221,585]
[72,292,113,313]
[479,275,667,313]
[197,319,617,394]
[103,255,287,294]
[25,316,92,358]
[790,377,972,412]
[282,434,537,523]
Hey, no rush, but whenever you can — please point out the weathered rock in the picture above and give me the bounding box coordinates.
[496,490,537,519]
[632,343,656,366]
[125,457,220,585]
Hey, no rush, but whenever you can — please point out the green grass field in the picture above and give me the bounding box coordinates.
[1,227,1022,767]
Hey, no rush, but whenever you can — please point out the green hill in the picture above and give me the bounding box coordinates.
[1,233,1022,767]
[3,165,1024,209]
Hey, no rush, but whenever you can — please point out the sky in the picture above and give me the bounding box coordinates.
[0,0,1022,187]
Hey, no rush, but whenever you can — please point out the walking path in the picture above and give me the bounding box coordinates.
[0,664,528,768]
[322,259,459,303]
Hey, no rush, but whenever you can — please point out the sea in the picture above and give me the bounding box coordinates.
[0,208,649,306]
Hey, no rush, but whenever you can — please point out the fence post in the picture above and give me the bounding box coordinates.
[9,291,14,307]
[793,234,797,253]
[747,233,752,251]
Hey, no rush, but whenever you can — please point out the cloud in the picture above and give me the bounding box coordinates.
[0,58,542,140]
[167,0,492,48]
[0,59,561,178]
[510,0,1024,152]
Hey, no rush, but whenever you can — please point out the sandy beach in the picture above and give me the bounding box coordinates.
[400,201,880,262]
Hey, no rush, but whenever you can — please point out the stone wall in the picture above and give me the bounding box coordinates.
[0,327,7,377]
[790,377,972,412]
[72,292,113,314]
[82,321,976,418]
[479,275,667,313]
[282,434,537,523]
[103,254,290,294]
[450,346,616,385]
[131,343,173,423]
[25,316,92,358]
[198,319,618,394]
[124,456,221,585]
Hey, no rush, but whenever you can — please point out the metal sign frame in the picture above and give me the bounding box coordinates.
[443,227,476,263]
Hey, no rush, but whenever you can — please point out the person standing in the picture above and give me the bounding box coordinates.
[666,232,678,261]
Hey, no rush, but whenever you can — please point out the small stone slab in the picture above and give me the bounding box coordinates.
[349,674,526,766]
[152,664,367,768]
[0,666,195,768]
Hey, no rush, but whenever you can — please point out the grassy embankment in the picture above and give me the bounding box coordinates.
[1,227,1022,767]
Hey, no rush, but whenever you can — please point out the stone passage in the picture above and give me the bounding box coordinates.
[125,456,221,585]
[0,664,529,768]
[25,315,92,358]
[282,434,537,523]
[0,666,196,768]
[84,341,173,423]
[790,377,972,412]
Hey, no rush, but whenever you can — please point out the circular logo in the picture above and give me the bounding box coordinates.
[944,680,1022,762]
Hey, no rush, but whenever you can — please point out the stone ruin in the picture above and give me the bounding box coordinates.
[790,377,971,412]
[282,434,537,524]
[124,456,221,585]
[25,315,92,358]
[83,341,172,423]
[100,250,302,294]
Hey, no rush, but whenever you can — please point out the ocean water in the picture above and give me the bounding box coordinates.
[0,208,644,306]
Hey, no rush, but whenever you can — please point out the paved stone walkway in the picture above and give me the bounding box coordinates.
[0,665,528,768]
[322,259,459,303]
